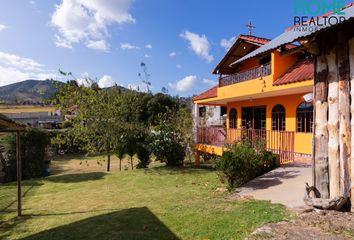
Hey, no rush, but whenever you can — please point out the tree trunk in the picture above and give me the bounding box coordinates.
[130,156,133,170]
[314,52,330,198]
[326,46,340,198]
[349,36,354,211]
[119,158,122,171]
[106,142,111,172]
[337,30,351,198]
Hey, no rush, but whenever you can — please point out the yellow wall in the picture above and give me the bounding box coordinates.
[195,144,223,156]
[226,93,312,155]
[195,51,313,105]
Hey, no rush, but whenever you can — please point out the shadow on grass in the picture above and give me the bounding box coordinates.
[46,172,106,183]
[22,207,179,240]
[0,181,43,214]
[144,165,215,176]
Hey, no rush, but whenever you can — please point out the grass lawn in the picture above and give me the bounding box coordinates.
[0,155,291,240]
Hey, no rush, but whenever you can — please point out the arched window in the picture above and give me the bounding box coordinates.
[229,108,237,129]
[272,104,286,131]
[297,102,313,133]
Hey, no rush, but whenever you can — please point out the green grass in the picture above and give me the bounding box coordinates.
[0,156,290,240]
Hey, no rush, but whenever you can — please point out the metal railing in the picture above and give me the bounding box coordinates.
[197,127,295,164]
[219,63,272,87]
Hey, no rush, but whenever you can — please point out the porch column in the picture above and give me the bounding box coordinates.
[195,151,201,167]
[193,103,199,143]
[16,131,22,217]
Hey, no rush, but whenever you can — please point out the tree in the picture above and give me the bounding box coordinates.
[55,73,124,172]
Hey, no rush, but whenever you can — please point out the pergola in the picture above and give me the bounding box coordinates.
[0,113,26,216]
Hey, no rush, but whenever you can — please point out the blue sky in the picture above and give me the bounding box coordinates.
[0,0,297,96]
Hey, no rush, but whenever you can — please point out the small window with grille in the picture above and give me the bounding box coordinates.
[296,102,313,133]
[272,104,286,131]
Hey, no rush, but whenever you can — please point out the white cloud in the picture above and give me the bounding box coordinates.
[0,52,44,71]
[0,51,59,87]
[145,44,152,49]
[180,30,213,63]
[120,42,140,50]
[220,36,236,51]
[0,24,7,31]
[203,79,217,85]
[176,64,182,69]
[76,72,93,87]
[144,54,151,58]
[127,83,148,92]
[51,0,135,51]
[98,75,115,88]
[169,52,176,57]
[86,39,109,51]
[168,75,197,92]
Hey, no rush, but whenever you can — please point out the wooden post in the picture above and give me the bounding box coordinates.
[337,30,351,198]
[349,36,354,211]
[326,45,340,198]
[314,51,330,198]
[195,151,201,167]
[16,131,22,217]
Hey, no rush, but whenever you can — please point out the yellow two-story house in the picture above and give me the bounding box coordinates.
[193,34,314,165]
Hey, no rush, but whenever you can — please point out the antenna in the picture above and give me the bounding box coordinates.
[246,20,255,36]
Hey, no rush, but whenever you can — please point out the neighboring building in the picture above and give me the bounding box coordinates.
[193,34,314,164]
[194,104,226,127]
[0,105,62,129]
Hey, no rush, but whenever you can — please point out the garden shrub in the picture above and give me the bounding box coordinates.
[4,129,50,182]
[150,121,185,166]
[216,141,279,190]
[136,143,151,169]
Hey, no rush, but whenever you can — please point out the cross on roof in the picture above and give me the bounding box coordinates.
[246,20,255,36]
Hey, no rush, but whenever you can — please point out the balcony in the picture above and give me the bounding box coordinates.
[197,127,295,164]
[219,63,272,87]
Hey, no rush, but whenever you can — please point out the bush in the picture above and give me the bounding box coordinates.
[150,121,185,166]
[4,129,50,182]
[136,144,151,169]
[216,141,278,191]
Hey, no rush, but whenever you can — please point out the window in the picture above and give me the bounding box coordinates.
[199,107,206,118]
[229,108,237,129]
[297,102,313,133]
[272,104,286,131]
[220,106,227,117]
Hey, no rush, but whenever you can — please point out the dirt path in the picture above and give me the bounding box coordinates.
[248,209,354,240]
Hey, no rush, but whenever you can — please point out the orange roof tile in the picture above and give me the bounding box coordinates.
[193,86,218,101]
[273,58,314,86]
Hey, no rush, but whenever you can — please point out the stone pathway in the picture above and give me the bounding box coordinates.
[236,163,312,208]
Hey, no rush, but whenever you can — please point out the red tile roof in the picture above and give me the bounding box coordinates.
[193,86,218,101]
[238,35,271,45]
[273,58,314,86]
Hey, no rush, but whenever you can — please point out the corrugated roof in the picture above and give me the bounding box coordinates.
[273,58,314,86]
[0,113,26,132]
[231,4,354,66]
[193,86,218,101]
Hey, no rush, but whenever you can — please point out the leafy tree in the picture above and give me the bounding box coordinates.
[55,74,124,171]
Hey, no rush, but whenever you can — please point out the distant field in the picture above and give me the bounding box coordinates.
[0,105,56,113]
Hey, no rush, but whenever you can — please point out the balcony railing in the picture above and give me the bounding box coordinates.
[219,63,272,87]
[197,127,295,164]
